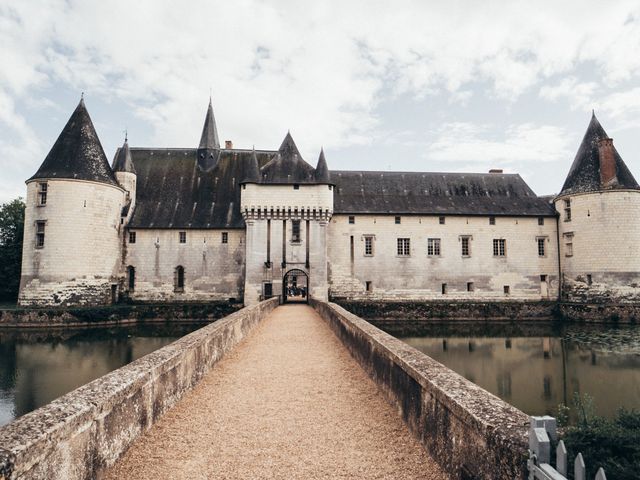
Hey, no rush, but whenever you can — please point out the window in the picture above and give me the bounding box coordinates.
[365,281,372,292]
[467,282,474,292]
[127,266,135,291]
[35,221,46,248]
[439,216,445,225]
[441,283,447,294]
[397,238,410,256]
[537,237,546,257]
[538,217,544,226]
[563,233,573,257]
[540,274,548,282]
[395,216,401,224]
[564,199,571,222]
[503,285,510,295]
[493,239,506,256]
[427,238,441,256]
[348,216,355,224]
[179,231,186,243]
[291,220,301,242]
[38,182,48,206]
[364,236,374,256]
[293,184,300,190]
[489,216,496,225]
[175,266,185,292]
[461,236,471,256]
[129,231,136,244]
[221,232,228,244]
[587,274,593,285]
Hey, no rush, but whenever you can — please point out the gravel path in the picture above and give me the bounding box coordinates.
[104,304,448,480]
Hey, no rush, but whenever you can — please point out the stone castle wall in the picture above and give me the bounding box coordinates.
[123,228,245,302]
[19,179,125,307]
[555,190,640,303]
[327,214,560,301]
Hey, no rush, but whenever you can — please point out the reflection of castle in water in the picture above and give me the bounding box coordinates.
[402,329,640,419]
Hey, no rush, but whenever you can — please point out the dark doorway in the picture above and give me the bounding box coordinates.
[283,269,309,303]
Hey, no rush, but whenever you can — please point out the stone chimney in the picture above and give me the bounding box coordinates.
[597,137,617,187]
[489,169,503,174]
[225,140,233,149]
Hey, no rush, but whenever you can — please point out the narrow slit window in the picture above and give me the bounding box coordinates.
[175,266,185,292]
[564,199,572,222]
[179,231,186,243]
[221,232,228,244]
[38,182,48,206]
[292,220,301,242]
[365,281,372,292]
[467,282,474,292]
[127,266,135,291]
[441,283,447,294]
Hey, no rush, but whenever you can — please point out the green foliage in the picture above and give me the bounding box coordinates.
[0,198,25,303]
[559,394,640,480]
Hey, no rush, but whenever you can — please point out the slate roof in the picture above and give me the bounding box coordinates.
[314,149,331,183]
[29,98,118,186]
[560,113,640,196]
[198,99,220,150]
[112,137,136,174]
[127,148,275,229]
[259,133,317,184]
[331,171,557,216]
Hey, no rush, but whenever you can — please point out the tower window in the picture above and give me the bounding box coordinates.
[564,199,572,222]
[467,282,474,292]
[179,231,186,243]
[35,221,46,248]
[127,266,135,291]
[503,285,510,295]
[38,182,48,206]
[129,231,136,244]
[537,237,547,257]
[364,235,374,256]
[365,281,372,292]
[221,232,228,244]
[348,216,355,224]
[397,238,410,256]
[292,220,301,242]
[395,216,401,224]
[493,239,506,256]
[427,238,441,256]
[441,283,447,294]
[563,233,573,257]
[461,236,471,256]
[489,216,496,225]
[175,266,185,292]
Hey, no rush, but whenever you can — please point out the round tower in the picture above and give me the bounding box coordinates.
[19,98,126,307]
[555,113,640,303]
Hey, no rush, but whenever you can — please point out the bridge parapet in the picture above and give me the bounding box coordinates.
[0,298,278,480]
[310,298,530,480]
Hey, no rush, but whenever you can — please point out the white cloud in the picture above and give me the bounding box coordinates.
[427,122,572,167]
[539,77,599,110]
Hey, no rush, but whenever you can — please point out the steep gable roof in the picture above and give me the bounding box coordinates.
[112,137,136,174]
[314,148,331,183]
[198,99,220,150]
[29,98,117,185]
[560,113,639,196]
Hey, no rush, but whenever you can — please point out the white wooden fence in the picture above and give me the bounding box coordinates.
[528,416,607,480]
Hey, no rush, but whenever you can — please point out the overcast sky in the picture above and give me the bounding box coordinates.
[2,0,640,203]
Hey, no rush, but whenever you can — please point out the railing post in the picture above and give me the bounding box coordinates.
[574,452,585,480]
[556,440,567,476]
[595,467,607,480]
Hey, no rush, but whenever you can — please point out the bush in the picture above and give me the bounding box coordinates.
[558,394,640,480]
[0,198,25,303]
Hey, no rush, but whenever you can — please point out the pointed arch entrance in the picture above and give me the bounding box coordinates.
[283,269,309,304]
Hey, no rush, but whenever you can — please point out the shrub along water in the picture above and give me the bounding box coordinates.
[557,393,640,480]
[0,198,25,303]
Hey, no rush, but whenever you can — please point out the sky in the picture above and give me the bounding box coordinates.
[2,0,640,203]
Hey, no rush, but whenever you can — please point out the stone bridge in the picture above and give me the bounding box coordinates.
[0,300,530,480]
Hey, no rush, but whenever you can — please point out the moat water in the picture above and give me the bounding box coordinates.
[391,322,640,420]
[0,322,207,426]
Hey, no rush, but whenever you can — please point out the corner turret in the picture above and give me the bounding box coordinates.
[112,135,137,223]
[314,148,331,184]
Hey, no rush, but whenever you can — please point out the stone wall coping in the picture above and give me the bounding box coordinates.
[0,298,278,479]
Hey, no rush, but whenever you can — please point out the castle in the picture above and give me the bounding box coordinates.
[18,98,640,307]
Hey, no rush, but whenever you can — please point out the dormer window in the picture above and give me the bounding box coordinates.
[38,182,48,206]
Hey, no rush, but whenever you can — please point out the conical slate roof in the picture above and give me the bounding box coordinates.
[560,113,639,196]
[314,148,331,183]
[198,98,220,150]
[259,132,316,183]
[30,98,117,185]
[112,136,136,174]
[242,147,261,183]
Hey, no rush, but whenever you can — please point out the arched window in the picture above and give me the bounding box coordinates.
[127,266,135,291]
[175,266,185,292]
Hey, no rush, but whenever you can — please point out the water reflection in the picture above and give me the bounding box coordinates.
[397,324,640,420]
[0,323,207,426]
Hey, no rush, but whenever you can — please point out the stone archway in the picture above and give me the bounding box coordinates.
[283,269,309,304]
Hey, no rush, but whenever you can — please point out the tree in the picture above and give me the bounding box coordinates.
[0,198,25,303]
